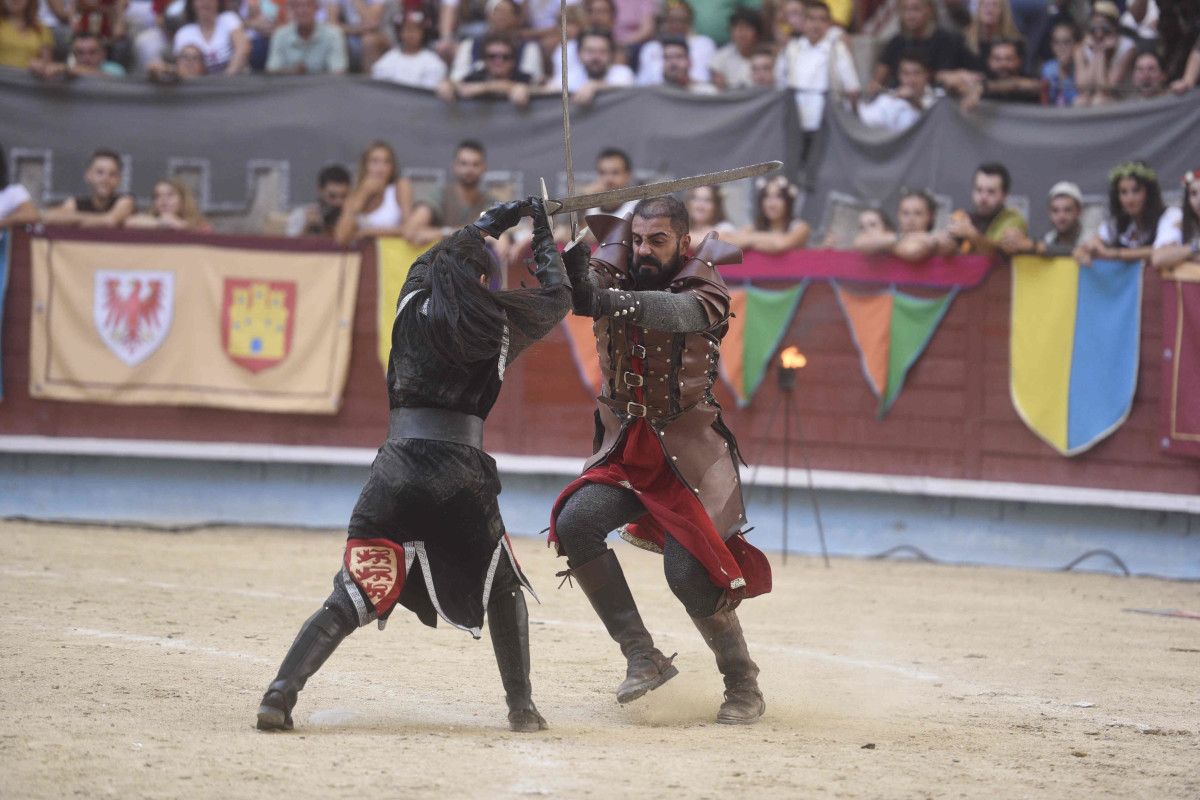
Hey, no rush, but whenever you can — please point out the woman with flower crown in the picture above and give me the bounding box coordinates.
[1151,167,1200,275]
[724,175,810,254]
[1075,161,1166,265]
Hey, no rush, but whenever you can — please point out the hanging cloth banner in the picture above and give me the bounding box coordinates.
[0,230,9,401]
[834,282,957,418]
[724,250,992,288]
[27,230,360,413]
[376,237,434,372]
[1010,255,1142,456]
[1160,265,1200,458]
[718,283,808,407]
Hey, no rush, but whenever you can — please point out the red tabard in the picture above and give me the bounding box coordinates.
[550,418,771,599]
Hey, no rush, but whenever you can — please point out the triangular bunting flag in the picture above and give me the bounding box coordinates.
[719,283,807,407]
[561,314,604,395]
[376,237,434,372]
[1010,255,1141,456]
[835,282,955,418]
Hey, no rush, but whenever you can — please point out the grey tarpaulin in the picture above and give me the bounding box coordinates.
[806,93,1200,239]
[0,73,802,212]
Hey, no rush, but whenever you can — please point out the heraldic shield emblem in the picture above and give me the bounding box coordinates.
[93,270,175,366]
[221,279,297,373]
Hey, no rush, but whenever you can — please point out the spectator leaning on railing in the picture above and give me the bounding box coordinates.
[40,148,136,228]
[962,37,1042,106]
[124,178,211,231]
[448,0,543,85]
[1001,181,1085,257]
[1131,49,1168,99]
[685,184,736,244]
[405,140,494,246]
[940,162,1027,258]
[437,32,534,107]
[1151,167,1200,273]
[568,27,634,105]
[371,9,445,88]
[0,145,39,230]
[30,30,126,78]
[266,0,347,75]
[287,163,350,237]
[893,188,955,262]
[858,49,940,132]
[657,36,717,93]
[725,175,811,254]
[1076,160,1166,265]
[333,140,413,245]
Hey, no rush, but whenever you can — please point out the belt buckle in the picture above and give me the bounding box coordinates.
[626,401,647,417]
[631,344,647,358]
[623,371,644,387]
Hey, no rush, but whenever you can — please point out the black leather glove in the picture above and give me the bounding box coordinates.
[529,198,569,289]
[472,199,530,238]
[562,240,590,285]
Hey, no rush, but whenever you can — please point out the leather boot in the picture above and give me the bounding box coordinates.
[256,606,355,731]
[691,609,765,725]
[487,588,548,732]
[570,549,678,704]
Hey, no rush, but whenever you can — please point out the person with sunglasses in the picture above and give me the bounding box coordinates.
[437,32,534,107]
[1074,0,1136,106]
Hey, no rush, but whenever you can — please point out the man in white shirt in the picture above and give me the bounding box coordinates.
[858,50,940,132]
[659,37,718,94]
[777,0,860,133]
[709,7,765,90]
[371,10,447,88]
[571,28,634,105]
[267,0,347,74]
[636,0,717,88]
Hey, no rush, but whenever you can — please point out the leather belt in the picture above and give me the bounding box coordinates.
[388,407,485,448]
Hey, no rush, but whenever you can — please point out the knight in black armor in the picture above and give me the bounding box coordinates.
[255,198,571,733]
[549,195,772,725]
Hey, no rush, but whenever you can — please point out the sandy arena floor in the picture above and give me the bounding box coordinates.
[0,519,1197,799]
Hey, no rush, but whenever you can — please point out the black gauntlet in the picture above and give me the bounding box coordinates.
[473,199,530,238]
[529,198,570,289]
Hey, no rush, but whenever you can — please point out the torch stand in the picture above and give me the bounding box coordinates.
[748,358,830,567]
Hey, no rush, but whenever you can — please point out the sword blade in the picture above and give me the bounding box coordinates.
[545,160,783,216]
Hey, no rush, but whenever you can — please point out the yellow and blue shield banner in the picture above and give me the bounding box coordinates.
[376,237,434,371]
[28,232,360,413]
[1010,255,1143,455]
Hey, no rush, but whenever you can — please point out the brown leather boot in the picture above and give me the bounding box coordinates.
[569,549,679,704]
[692,609,765,725]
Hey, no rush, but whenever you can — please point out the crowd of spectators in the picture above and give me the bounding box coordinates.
[4,140,1197,284]
[2,0,1195,121]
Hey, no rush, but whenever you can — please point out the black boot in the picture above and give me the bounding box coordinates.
[487,588,548,732]
[570,549,678,704]
[691,609,765,725]
[256,606,355,731]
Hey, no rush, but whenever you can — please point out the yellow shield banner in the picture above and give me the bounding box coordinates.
[28,232,360,413]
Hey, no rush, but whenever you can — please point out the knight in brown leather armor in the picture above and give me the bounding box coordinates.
[549,195,772,725]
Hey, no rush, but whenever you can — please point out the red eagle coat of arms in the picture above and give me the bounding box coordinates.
[221,279,297,373]
[93,270,175,366]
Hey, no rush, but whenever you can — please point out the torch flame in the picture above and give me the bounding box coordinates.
[780,346,807,369]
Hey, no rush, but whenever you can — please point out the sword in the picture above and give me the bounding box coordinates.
[540,160,783,217]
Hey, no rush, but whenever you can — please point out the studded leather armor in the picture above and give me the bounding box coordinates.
[581,214,748,539]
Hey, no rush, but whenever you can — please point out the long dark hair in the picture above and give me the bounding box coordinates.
[1183,178,1199,244]
[753,175,797,232]
[404,231,557,368]
[414,235,507,366]
[1108,162,1165,244]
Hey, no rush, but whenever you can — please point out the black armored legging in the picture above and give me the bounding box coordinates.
[555,482,724,618]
